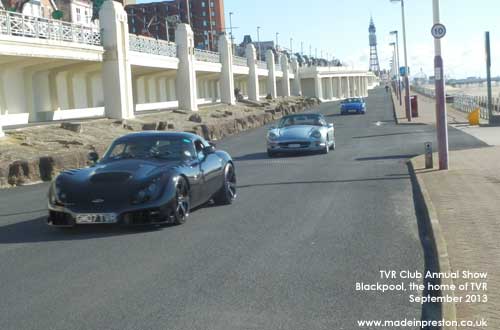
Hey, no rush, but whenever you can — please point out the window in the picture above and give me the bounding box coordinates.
[201,1,206,7]
[76,8,81,22]
[203,20,207,26]
[202,11,206,17]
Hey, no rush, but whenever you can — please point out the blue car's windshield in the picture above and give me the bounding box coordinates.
[103,137,195,161]
[278,114,324,128]
[344,98,363,103]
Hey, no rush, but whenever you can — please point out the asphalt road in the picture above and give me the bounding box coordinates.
[0,88,486,330]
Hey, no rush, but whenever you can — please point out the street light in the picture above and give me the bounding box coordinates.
[229,12,235,53]
[275,32,279,50]
[290,37,293,53]
[389,42,396,75]
[390,30,402,105]
[433,0,449,169]
[390,0,411,121]
[257,26,262,61]
[301,41,304,55]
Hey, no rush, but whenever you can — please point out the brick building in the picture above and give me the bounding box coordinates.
[124,0,225,51]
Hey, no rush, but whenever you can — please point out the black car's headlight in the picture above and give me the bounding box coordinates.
[48,179,67,206]
[132,179,162,204]
[310,130,322,139]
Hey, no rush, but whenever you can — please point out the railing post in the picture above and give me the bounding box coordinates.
[291,57,302,96]
[6,12,11,35]
[246,43,259,101]
[175,23,198,111]
[100,0,135,119]
[218,33,235,105]
[266,49,277,98]
[280,54,291,97]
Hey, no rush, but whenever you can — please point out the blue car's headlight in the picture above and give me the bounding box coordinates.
[133,179,161,204]
[268,132,279,141]
[310,130,322,139]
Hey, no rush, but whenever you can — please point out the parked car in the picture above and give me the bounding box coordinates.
[340,98,366,115]
[266,113,335,157]
[47,132,236,228]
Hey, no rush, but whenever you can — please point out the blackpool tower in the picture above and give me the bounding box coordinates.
[368,17,381,76]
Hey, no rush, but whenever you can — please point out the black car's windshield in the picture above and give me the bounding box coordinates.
[278,115,324,128]
[103,136,195,161]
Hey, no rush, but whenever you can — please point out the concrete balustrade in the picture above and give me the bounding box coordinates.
[0,0,377,135]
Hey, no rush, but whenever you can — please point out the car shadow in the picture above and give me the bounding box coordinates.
[0,216,169,244]
[352,131,429,139]
[233,151,319,161]
[237,176,410,189]
[355,154,419,161]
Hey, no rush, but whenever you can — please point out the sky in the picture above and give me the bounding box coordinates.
[137,0,500,79]
[222,0,500,79]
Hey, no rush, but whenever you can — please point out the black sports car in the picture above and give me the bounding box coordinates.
[47,132,236,227]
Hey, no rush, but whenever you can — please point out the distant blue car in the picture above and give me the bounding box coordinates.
[340,98,366,115]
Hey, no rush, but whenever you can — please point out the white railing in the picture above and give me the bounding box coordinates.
[0,10,101,46]
[232,55,247,67]
[194,48,220,63]
[257,61,267,69]
[129,34,176,57]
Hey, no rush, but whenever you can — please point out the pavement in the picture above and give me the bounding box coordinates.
[395,89,500,328]
[0,88,486,330]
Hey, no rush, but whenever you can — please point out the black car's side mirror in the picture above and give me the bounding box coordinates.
[88,151,99,163]
[203,145,216,154]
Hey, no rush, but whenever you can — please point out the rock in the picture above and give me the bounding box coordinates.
[167,123,175,129]
[157,121,168,130]
[266,94,273,100]
[142,122,158,131]
[173,109,188,115]
[211,113,225,119]
[60,122,83,133]
[188,114,202,123]
[239,99,263,107]
[224,111,233,116]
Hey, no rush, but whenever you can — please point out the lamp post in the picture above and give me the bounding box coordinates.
[184,0,191,24]
[391,0,411,121]
[389,42,396,78]
[257,26,261,60]
[290,38,293,53]
[275,32,279,50]
[301,41,304,55]
[390,30,402,105]
[229,12,235,53]
[433,0,449,169]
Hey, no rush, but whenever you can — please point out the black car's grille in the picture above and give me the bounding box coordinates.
[90,172,131,183]
[48,211,74,226]
[122,209,164,225]
[278,141,311,148]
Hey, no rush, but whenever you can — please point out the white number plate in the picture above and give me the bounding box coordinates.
[76,213,118,224]
[288,144,301,148]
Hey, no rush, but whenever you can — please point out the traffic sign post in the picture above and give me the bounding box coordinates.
[433,0,449,170]
[431,23,446,39]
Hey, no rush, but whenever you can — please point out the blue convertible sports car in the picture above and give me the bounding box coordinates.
[340,98,366,115]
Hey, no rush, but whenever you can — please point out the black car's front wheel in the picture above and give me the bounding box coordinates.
[171,177,190,225]
[214,163,237,205]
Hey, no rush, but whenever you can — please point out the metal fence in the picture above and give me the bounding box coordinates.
[232,55,247,67]
[412,85,500,120]
[129,34,176,57]
[0,10,101,46]
[194,48,220,63]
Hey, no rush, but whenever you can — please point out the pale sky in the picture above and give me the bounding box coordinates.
[138,0,500,79]
[224,0,500,79]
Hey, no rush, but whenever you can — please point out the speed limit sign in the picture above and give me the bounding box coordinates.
[431,23,446,39]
